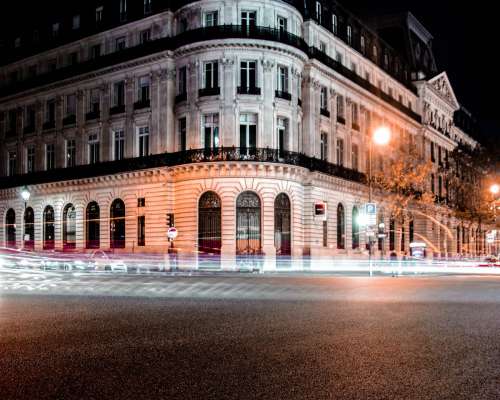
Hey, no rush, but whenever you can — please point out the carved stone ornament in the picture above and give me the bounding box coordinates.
[261,59,275,72]
[161,68,176,81]
[432,76,453,103]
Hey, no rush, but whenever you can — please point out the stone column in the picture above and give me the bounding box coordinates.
[125,76,135,158]
[261,58,275,148]
[221,57,235,147]
[162,67,176,153]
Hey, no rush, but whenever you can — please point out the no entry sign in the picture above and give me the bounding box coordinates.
[167,227,178,240]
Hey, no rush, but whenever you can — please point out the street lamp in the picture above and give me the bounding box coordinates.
[20,185,31,207]
[367,126,391,275]
[490,184,499,196]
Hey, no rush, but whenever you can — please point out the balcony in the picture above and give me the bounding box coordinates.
[175,92,187,104]
[85,110,100,121]
[198,87,220,97]
[42,120,55,130]
[337,115,346,124]
[352,122,360,131]
[63,114,76,126]
[275,90,292,101]
[23,125,35,135]
[110,104,125,115]
[320,108,330,118]
[237,86,261,95]
[0,147,366,190]
[133,98,151,110]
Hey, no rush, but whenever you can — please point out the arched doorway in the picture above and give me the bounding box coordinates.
[110,199,125,249]
[274,193,291,256]
[23,207,35,250]
[198,191,221,254]
[389,217,396,252]
[43,206,55,250]
[352,206,359,249]
[236,191,261,254]
[86,201,100,249]
[63,204,76,250]
[5,208,16,248]
[337,203,345,249]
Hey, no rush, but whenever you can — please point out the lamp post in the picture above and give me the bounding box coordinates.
[490,184,499,254]
[367,126,391,275]
[20,186,30,249]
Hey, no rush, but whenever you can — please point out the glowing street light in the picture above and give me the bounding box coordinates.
[373,126,391,146]
[490,184,500,196]
[20,186,31,203]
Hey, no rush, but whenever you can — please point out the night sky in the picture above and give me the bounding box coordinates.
[1,1,498,151]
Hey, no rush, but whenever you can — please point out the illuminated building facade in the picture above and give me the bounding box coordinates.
[0,0,488,260]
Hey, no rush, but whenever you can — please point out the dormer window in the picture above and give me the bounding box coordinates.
[14,37,21,48]
[72,15,80,30]
[96,6,103,23]
[347,25,352,45]
[332,14,337,34]
[52,23,60,38]
[204,11,218,27]
[315,2,322,23]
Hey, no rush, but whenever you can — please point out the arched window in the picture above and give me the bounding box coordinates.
[110,199,125,249]
[389,217,396,251]
[63,204,76,250]
[236,191,261,254]
[352,206,359,249]
[23,207,35,250]
[86,202,100,249]
[43,206,55,250]
[275,193,291,256]
[5,208,16,248]
[198,191,221,254]
[337,203,345,249]
[409,219,414,244]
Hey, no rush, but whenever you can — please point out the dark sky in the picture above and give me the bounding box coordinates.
[1,1,498,150]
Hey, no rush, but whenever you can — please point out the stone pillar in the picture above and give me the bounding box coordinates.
[221,57,235,147]
[125,76,135,158]
[302,77,318,158]
[162,67,176,153]
[261,58,275,148]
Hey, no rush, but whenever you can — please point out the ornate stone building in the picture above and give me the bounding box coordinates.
[0,0,487,261]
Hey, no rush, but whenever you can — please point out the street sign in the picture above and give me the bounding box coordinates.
[365,202,377,226]
[314,202,327,221]
[167,227,178,240]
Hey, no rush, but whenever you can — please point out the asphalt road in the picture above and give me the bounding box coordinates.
[1,274,500,399]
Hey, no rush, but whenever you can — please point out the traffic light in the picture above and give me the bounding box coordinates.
[167,213,175,227]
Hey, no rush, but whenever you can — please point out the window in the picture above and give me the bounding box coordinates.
[72,15,80,30]
[66,139,76,167]
[140,29,151,44]
[178,118,186,151]
[351,62,357,74]
[88,134,100,164]
[352,207,359,249]
[27,146,35,173]
[384,52,389,69]
[240,60,257,89]
[68,52,78,66]
[137,126,150,157]
[144,0,152,14]
[48,58,57,71]
[336,95,344,119]
[320,132,328,161]
[438,146,442,165]
[315,2,322,23]
[179,18,188,33]
[373,45,378,62]
[113,81,125,106]
[352,144,359,170]
[277,16,287,33]
[438,175,443,198]
[239,113,257,151]
[204,11,218,27]
[203,61,218,89]
[7,109,17,134]
[138,76,150,102]
[241,11,256,30]
[337,204,345,249]
[360,35,366,54]
[277,65,288,93]
[319,41,326,53]
[389,218,395,251]
[115,36,126,51]
[320,86,328,110]
[25,104,36,129]
[332,14,338,34]
[352,104,359,129]
[119,0,127,21]
[91,44,101,59]
[137,216,146,246]
[178,66,187,94]
[323,221,328,247]
[336,138,344,166]
[430,141,435,162]
[277,118,288,157]
[52,23,60,38]
[14,37,21,48]
[45,99,56,123]
[202,114,219,150]
[66,94,76,117]
[46,144,55,170]
[347,25,352,45]
[88,88,100,114]
[336,52,343,65]
[430,173,435,194]
[113,130,125,160]
[138,198,145,207]
[8,151,17,176]
[96,6,103,23]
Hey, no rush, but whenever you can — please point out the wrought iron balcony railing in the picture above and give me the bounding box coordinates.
[133,98,151,110]
[42,120,55,130]
[237,86,261,95]
[320,108,330,118]
[199,87,220,97]
[0,147,366,189]
[275,90,292,101]
[63,114,76,126]
[110,104,125,115]
[175,92,187,103]
[85,110,100,120]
